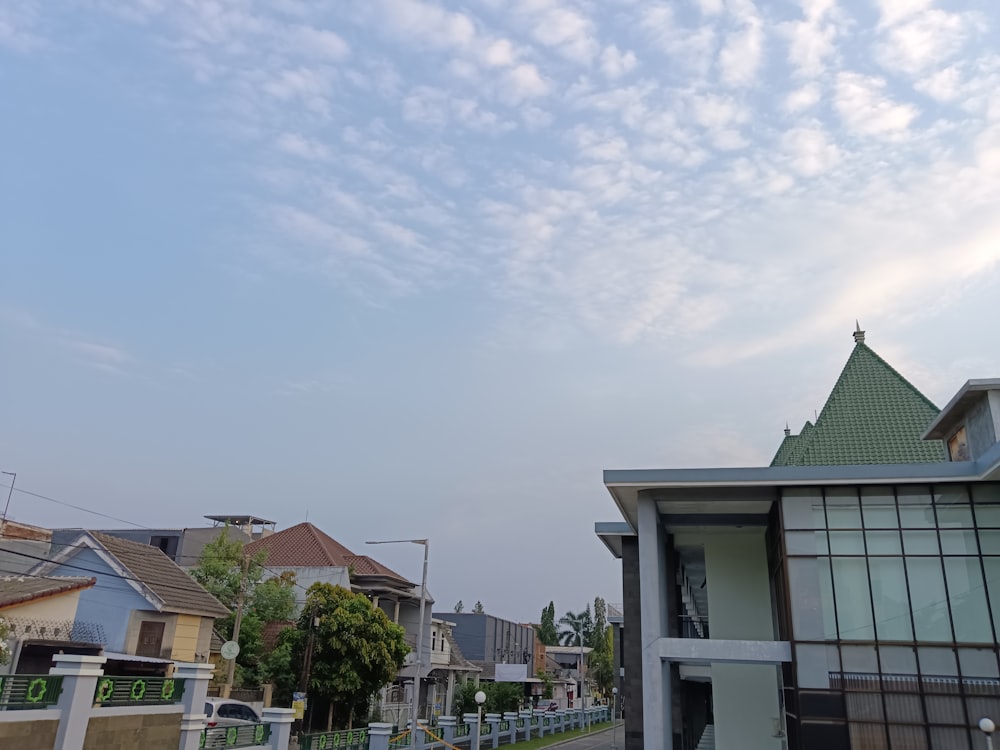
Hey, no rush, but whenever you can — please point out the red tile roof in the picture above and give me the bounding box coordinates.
[245,523,410,584]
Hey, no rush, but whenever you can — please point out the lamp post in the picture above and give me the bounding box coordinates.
[367,538,429,742]
[980,717,996,750]
[611,687,619,750]
[472,690,487,750]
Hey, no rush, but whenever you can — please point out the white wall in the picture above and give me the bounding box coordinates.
[704,531,783,750]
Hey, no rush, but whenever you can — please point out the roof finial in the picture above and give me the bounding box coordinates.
[853,320,865,344]
[784,422,791,437]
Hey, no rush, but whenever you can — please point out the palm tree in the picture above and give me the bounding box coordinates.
[558,610,587,647]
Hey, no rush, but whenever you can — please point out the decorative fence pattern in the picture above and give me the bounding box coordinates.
[300,728,370,750]
[0,674,63,709]
[201,723,272,749]
[94,675,186,706]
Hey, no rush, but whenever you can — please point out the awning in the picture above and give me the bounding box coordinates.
[395,664,481,678]
[102,651,173,664]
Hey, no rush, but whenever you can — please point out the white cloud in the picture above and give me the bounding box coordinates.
[783,127,841,176]
[875,0,932,29]
[286,25,349,60]
[875,8,976,76]
[600,45,637,79]
[275,132,331,160]
[785,83,821,112]
[529,4,598,64]
[501,64,550,102]
[914,66,962,102]
[835,72,918,138]
[0,0,44,52]
[719,13,763,87]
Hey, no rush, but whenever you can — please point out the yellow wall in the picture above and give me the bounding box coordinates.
[0,589,83,622]
[170,615,202,662]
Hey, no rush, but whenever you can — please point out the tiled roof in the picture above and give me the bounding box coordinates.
[771,339,947,467]
[0,575,95,609]
[245,523,410,583]
[91,532,230,618]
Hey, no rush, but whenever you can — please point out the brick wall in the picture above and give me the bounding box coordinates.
[82,712,182,750]
[0,719,58,749]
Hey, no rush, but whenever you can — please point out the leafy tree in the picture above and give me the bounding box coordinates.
[451,680,524,715]
[189,529,296,686]
[557,610,587,647]
[536,668,554,699]
[0,617,9,665]
[454,600,464,613]
[297,583,409,730]
[537,602,558,646]
[589,598,607,650]
[261,626,301,706]
[590,626,615,696]
[473,600,485,614]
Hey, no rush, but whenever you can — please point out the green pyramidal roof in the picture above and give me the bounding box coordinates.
[771,338,947,466]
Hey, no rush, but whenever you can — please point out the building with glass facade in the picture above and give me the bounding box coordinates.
[596,329,1000,750]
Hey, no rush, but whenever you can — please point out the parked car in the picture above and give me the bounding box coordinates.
[205,698,260,727]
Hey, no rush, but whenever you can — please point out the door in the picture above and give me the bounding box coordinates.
[136,620,165,658]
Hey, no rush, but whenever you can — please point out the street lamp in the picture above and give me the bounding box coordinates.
[472,690,487,750]
[980,717,996,750]
[611,687,619,750]
[366,539,429,743]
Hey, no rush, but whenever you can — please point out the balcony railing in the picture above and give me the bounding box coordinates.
[679,615,709,639]
[0,674,63,709]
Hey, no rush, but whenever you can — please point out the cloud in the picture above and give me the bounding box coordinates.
[718,8,764,87]
[875,8,978,76]
[0,0,44,52]
[785,83,821,112]
[600,45,637,79]
[501,64,550,102]
[834,72,918,138]
[275,132,332,160]
[527,3,598,64]
[782,126,841,176]
[67,341,133,374]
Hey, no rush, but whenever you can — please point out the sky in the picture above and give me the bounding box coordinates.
[1,0,1000,625]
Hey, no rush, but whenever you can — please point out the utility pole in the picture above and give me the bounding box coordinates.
[223,553,249,698]
[1,471,16,537]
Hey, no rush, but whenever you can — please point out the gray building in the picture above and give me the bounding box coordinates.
[433,612,537,678]
[597,330,1000,750]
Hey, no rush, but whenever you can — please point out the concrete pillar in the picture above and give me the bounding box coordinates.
[637,494,671,748]
[485,712,501,749]
[368,722,394,750]
[519,710,532,740]
[173,661,215,750]
[437,715,456,744]
[463,713,480,749]
[503,712,518,743]
[50,654,107,750]
[263,707,295,750]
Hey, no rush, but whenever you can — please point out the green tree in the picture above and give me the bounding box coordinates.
[298,583,409,730]
[189,529,296,686]
[589,598,607,650]
[473,600,485,614]
[536,668,554,699]
[0,617,10,665]
[537,601,558,646]
[557,610,587,647]
[451,680,524,715]
[590,627,615,696]
[454,600,464,613]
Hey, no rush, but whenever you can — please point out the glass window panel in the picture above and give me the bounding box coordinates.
[862,487,899,528]
[944,557,993,643]
[934,487,973,528]
[782,488,826,530]
[833,557,876,640]
[840,646,879,676]
[788,557,838,640]
[939,530,979,555]
[925,697,966,726]
[849,722,888,749]
[880,646,918,675]
[957,648,1000,678]
[795,644,840,689]
[966,698,1000,730]
[899,487,936,528]
[870,557,913,641]
[984,558,1000,642]
[846,695,885,722]
[888,722,928,749]
[908,560,953,642]
[919,648,958,677]
[829,531,866,555]
[972,485,1000,527]
[978,530,1000,555]
[826,488,862,529]
[885,693,923,723]
[903,531,941,555]
[867,531,903,555]
[786,530,828,555]
[928,726,968,750]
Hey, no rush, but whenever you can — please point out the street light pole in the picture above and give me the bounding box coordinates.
[611,687,619,750]
[367,538,429,743]
[1,471,16,536]
[472,690,486,750]
[980,717,996,750]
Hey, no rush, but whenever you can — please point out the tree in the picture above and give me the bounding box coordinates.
[557,610,587,647]
[537,602,558,646]
[298,583,409,730]
[189,529,296,686]
[589,598,607,650]
[473,600,485,614]
[0,617,9,665]
[454,600,464,613]
[452,679,523,716]
[590,626,615,696]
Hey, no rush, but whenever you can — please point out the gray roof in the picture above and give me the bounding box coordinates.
[0,575,95,608]
[91,532,230,618]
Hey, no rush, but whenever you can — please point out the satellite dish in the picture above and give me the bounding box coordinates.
[220,641,240,660]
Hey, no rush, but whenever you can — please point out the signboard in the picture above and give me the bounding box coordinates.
[220,641,240,660]
[495,663,528,682]
[292,692,307,720]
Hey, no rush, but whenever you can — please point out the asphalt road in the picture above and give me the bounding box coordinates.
[544,726,623,750]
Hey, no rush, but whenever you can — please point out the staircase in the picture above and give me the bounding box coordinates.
[696,724,715,750]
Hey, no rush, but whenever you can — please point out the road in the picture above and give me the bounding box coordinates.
[544,726,622,750]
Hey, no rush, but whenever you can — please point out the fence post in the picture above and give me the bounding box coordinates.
[502,713,517,744]
[535,712,545,738]
[368,722,393,750]
[50,653,106,750]
[438,715,456,744]
[485,713,501,749]
[263,707,295,750]
[519,711,532,741]
[172,662,215,750]
[462,711,480,746]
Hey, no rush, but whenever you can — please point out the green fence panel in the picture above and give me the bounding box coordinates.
[94,675,186,706]
[301,728,371,750]
[200,723,271,749]
[0,675,63,709]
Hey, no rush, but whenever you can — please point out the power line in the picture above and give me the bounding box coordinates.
[0,483,148,528]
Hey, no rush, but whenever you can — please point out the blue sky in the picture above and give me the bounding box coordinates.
[2,0,1000,623]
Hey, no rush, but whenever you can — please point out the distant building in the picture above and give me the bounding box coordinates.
[596,329,1000,750]
[432,611,537,680]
